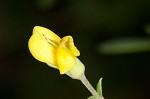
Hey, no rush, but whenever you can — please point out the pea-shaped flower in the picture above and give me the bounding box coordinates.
[28,26,103,99]
[28,26,85,79]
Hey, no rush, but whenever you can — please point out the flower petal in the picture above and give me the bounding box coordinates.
[28,32,56,65]
[56,36,78,74]
[33,26,61,44]
[68,36,80,56]
[61,36,80,56]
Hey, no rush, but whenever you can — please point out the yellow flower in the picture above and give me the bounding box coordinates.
[28,26,84,76]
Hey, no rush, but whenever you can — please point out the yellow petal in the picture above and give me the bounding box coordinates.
[56,36,78,74]
[33,26,61,44]
[28,32,56,65]
[56,46,76,74]
[61,36,80,56]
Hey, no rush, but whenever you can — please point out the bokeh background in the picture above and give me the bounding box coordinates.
[0,0,150,99]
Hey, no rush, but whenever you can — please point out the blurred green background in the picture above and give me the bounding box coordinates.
[0,0,150,99]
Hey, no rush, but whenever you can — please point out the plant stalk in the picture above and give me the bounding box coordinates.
[79,74,104,99]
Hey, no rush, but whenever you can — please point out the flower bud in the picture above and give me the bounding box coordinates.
[28,26,84,76]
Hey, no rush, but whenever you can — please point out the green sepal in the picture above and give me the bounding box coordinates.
[96,78,103,97]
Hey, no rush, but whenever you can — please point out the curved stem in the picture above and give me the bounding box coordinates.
[79,74,104,99]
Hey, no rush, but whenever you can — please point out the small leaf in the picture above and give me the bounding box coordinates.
[96,78,103,97]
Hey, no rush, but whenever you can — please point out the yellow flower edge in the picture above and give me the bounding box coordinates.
[33,26,61,44]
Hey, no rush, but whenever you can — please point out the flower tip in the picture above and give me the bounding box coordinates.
[33,25,41,29]
[33,26,40,29]
[32,26,61,44]
[33,26,44,34]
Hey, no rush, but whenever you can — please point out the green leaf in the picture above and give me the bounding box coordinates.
[97,37,150,54]
[96,78,103,97]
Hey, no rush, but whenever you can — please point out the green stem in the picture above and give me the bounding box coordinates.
[79,74,104,99]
